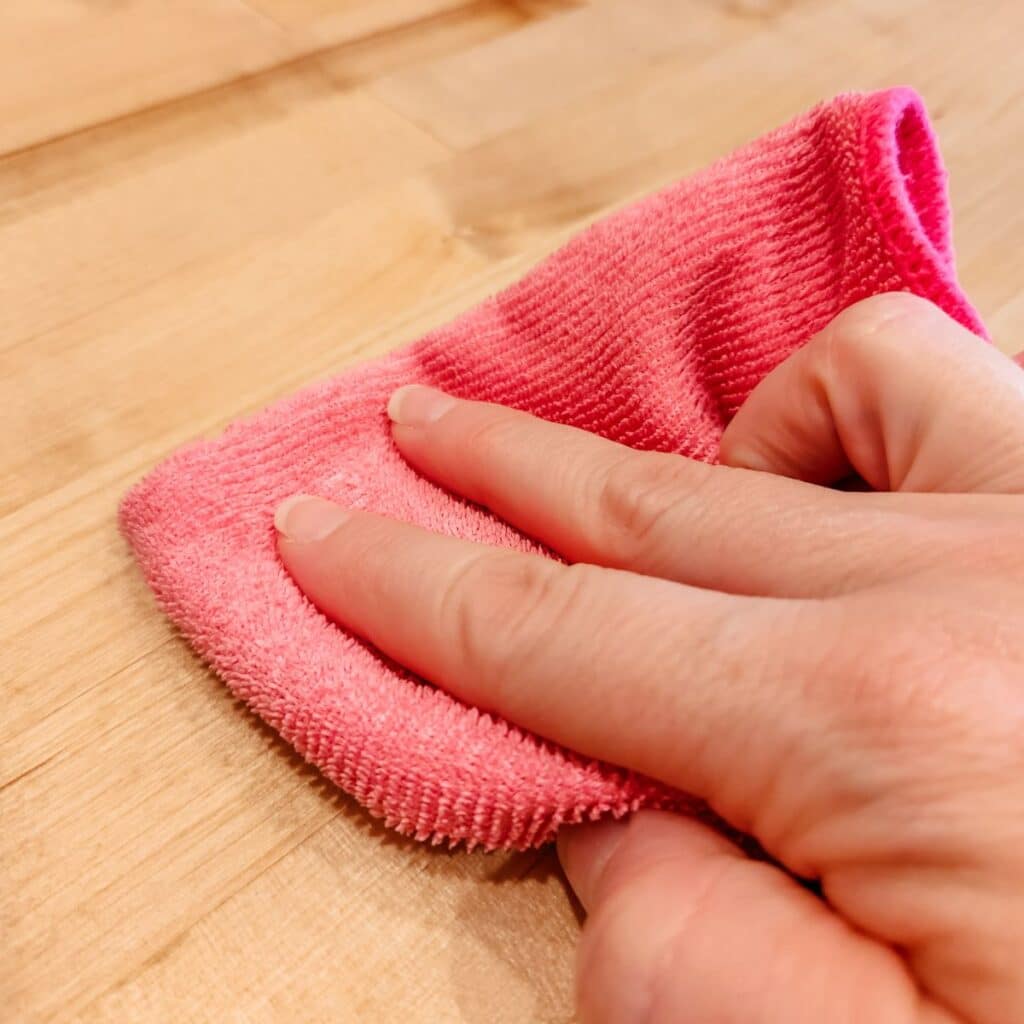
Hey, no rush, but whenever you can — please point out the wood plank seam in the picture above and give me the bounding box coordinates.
[0,0,495,166]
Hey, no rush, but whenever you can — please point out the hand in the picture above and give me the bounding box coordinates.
[274,293,1024,1024]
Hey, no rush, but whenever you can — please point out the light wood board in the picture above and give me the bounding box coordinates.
[2,1,1022,1021]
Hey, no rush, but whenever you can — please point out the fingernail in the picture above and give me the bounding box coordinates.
[387,384,456,426]
[274,494,350,542]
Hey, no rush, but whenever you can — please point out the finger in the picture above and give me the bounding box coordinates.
[558,811,956,1024]
[274,496,834,825]
[386,385,948,598]
[720,292,1024,493]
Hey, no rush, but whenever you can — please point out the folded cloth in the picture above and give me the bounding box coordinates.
[120,87,985,850]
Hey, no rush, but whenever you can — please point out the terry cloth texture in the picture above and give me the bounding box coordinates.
[121,87,985,850]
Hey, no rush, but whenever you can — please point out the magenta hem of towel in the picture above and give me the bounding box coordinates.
[858,86,985,336]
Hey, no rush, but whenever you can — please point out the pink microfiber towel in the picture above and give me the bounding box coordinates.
[121,88,985,850]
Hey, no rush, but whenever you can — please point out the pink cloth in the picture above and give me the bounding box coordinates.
[121,88,984,849]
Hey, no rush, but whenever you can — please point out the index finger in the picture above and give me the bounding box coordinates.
[274,496,837,835]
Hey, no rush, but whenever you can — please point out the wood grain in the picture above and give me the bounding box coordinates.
[244,0,472,47]
[2,1,1022,1021]
[0,1,290,155]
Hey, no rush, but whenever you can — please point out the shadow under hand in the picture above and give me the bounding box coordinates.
[449,846,580,1024]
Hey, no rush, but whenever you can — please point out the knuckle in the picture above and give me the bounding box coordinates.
[460,414,521,467]
[340,516,400,575]
[596,453,705,556]
[440,553,585,697]
[437,553,513,668]
[577,853,746,1022]
[834,290,935,337]
[497,564,592,689]
[820,291,938,368]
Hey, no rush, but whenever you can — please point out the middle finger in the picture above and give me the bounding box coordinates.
[387,385,947,598]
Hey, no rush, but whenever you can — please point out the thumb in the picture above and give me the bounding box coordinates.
[719,293,1024,493]
[558,811,956,1024]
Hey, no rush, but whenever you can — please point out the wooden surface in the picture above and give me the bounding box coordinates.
[2,1,1022,1021]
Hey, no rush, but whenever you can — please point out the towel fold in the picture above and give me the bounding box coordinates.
[120,87,984,850]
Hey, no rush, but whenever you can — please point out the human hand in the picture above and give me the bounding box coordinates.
[275,293,1024,1024]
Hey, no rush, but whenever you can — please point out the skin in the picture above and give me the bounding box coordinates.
[274,293,1024,1023]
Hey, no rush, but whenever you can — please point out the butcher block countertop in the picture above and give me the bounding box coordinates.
[2,1,1022,1021]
